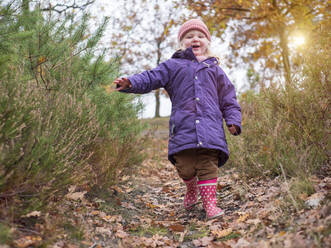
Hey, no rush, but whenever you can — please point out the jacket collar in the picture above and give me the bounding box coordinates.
[171,47,218,65]
[171,47,196,60]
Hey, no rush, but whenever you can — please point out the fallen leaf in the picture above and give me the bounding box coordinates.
[168,223,185,232]
[201,236,214,246]
[193,236,214,247]
[237,213,249,223]
[121,175,130,181]
[101,215,112,222]
[162,186,171,193]
[233,238,250,248]
[211,228,233,238]
[121,201,137,210]
[246,218,261,225]
[112,185,124,194]
[208,241,232,248]
[65,191,87,201]
[115,230,128,239]
[146,202,158,209]
[24,211,41,218]
[91,210,100,216]
[14,236,42,248]
[96,227,112,236]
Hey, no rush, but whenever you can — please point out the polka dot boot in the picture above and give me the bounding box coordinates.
[183,177,198,210]
[198,178,224,219]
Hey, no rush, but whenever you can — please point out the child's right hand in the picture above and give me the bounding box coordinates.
[113,77,132,91]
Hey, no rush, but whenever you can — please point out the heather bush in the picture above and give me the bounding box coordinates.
[226,22,330,180]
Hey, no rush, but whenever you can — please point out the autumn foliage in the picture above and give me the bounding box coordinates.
[226,20,330,181]
[186,0,328,85]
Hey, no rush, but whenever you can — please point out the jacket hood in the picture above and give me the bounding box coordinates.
[171,47,196,60]
[171,47,218,65]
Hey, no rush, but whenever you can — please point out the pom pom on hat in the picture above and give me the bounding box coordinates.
[178,18,211,41]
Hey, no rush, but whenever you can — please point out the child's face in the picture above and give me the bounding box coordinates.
[181,30,209,57]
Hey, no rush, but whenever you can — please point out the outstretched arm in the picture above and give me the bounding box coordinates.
[113,61,170,94]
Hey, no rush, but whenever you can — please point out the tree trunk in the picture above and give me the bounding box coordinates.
[154,41,162,118]
[279,28,292,86]
[154,89,160,118]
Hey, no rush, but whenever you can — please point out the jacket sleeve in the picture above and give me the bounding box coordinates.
[120,61,170,94]
[218,70,242,135]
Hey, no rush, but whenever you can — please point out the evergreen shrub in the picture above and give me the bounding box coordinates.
[0,3,144,216]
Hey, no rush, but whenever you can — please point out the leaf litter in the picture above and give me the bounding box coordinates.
[10,118,331,247]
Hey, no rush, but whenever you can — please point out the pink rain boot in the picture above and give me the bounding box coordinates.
[198,178,224,219]
[183,177,198,210]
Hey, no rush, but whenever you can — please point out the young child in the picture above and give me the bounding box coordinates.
[114,18,241,219]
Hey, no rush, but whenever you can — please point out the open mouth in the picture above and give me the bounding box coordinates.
[192,45,200,48]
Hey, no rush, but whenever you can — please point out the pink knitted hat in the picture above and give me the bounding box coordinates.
[178,18,211,41]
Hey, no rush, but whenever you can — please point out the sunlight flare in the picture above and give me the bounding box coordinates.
[289,33,306,48]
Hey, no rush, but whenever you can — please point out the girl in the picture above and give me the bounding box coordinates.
[114,19,241,219]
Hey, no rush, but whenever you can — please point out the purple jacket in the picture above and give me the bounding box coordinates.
[121,47,241,167]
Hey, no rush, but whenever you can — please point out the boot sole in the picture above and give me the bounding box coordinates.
[207,210,224,220]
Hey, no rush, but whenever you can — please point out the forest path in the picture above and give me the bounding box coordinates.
[47,118,329,248]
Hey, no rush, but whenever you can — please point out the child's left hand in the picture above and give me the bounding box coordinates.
[228,124,239,135]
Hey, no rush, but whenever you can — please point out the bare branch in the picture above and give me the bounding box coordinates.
[218,7,250,12]
[41,0,95,14]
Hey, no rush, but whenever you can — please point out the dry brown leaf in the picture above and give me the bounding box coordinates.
[246,218,261,225]
[14,236,42,248]
[211,228,233,238]
[145,202,158,209]
[96,227,112,236]
[237,213,249,223]
[112,185,124,193]
[101,215,112,222]
[217,182,228,191]
[162,186,171,193]
[91,210,100,216]
[233,238,250,247]
[193,236,214,247]
[121,201,137,210]
[207,241,232,248]
[201,236,214,246]
[66,244,79,248]
[65,191,87,201]
[168,223,185,232]
[24,211,41,218]
[115,230,128,239]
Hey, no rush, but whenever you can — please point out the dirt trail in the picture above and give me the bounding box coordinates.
[49,118,330,248]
